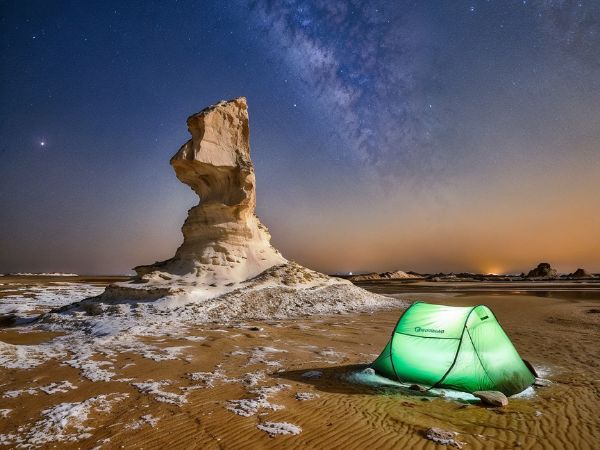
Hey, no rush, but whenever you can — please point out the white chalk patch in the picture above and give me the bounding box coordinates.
[141,345,189,362]
[317,349,346,359]
[511,386,536,399]
[0,393,128,447]
[91,437,111,450]
[0,340,66,369]
[184,336,206,342]
[64,355,116,382]
[295,392,319,401]
[189,367,238,388]
[226,384,290,417]
[247,346,287,366]
[0,283,103,318]
[257,421,302,436]
[40,381,78,395]
[127,414,159,430]
[132,381,187,405]
[2,387,38,398]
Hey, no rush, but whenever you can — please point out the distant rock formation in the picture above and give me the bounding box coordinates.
[567,268,593,279]
[93,97,392,316]
[526,263,558,279]
[349,270,422,282]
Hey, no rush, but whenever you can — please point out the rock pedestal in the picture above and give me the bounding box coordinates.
[133,97,286,285]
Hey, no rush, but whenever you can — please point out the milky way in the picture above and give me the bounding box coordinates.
[247,1,435,178]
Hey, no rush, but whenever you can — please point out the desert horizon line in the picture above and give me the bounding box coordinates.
[3,261,598,278]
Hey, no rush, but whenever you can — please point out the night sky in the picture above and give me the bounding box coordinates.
[1,1,599,275]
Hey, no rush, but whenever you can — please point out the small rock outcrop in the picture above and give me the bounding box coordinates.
[349,270,421,282]
[568,268,593,279]
[526,263,558,279]
[473,390,509,407]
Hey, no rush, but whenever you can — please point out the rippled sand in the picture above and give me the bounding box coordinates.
[0,277,598,449]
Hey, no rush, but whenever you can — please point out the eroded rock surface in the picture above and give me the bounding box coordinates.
[473,390,509,407]
[526,262,558,280]
[134,97,286,284]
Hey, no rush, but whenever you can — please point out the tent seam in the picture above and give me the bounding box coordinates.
[485,307,537,378]
[428,306,479,391]
[465,326,495,389]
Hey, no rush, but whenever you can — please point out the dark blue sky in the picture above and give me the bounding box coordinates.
[1,1,599,275]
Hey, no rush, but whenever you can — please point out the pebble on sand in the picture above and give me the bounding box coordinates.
[425,427,464,449]
[473,390,509,407]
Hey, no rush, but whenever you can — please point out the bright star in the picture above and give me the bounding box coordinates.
[40,141,45,147]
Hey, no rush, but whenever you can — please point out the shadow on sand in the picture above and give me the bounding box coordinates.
[272,364,442,400]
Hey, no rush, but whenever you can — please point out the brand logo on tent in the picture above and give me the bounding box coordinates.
[415,326,445,334]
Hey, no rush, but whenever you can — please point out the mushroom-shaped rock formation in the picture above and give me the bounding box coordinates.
[133,97,286,285]
[95,97,394,317]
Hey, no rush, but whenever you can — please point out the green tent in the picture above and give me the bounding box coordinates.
[372,302,535,396]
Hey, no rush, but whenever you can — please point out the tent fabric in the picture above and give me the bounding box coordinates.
[371,302,535,395]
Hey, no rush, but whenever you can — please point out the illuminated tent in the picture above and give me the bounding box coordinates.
[371,302,535,395]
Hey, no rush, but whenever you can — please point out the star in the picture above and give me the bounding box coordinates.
[40,141,45,147]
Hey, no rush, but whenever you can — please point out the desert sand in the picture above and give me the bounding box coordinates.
[1,276,598,449]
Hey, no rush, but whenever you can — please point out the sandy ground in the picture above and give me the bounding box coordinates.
[0,276,599,449]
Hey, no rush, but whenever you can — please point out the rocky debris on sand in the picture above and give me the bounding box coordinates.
[409,384,427,392]
[534,378,551,387]
[349,270,422,281]
[526,263,558,279]
[257,421,302,437]
[425,427,464,448]
[473,390,509,407]
[226,384,290,417]
[295,392,319,401]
